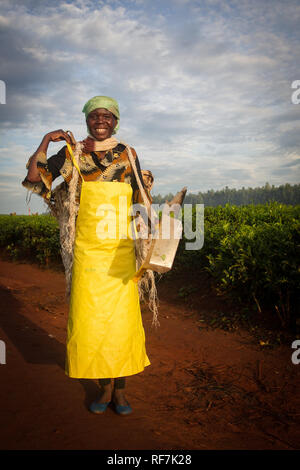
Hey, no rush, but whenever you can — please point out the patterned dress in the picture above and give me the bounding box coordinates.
[22,143,153,204]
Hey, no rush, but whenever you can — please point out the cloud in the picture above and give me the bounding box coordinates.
[0,0,300,213]
[280,157,300,168]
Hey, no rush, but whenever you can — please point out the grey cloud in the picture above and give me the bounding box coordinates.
[1,0,300,211]
[280,158,300,168]
[278,128,300,149]
[271,166,300,179]
[0,173,23,183]
[267,108,300,126]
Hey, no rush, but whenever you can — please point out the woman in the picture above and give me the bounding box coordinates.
[22,96,154,416]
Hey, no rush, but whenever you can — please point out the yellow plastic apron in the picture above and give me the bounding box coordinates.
[65,144,150,379]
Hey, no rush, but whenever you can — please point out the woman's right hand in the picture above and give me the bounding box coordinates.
[44,129,72,144]
[25,130,72,182]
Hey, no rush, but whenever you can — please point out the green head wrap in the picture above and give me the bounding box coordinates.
[82,96,120,134]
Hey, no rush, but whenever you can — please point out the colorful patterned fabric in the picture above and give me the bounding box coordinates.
[22,143,153,205]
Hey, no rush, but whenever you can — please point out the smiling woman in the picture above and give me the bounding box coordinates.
[21,95,157,417]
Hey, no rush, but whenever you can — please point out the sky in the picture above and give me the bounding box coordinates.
[0,0,300,214]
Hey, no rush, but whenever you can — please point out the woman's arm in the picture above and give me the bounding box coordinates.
[26,129,72,183]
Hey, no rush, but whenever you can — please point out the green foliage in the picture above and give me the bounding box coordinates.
[153,182,300,207]
[0,214,60,266]
[174,202,300,329]
[0,202,299,330]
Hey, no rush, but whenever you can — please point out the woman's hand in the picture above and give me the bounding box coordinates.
[25,130,72,183]
[81,137,95,153]
[44,129,72,145]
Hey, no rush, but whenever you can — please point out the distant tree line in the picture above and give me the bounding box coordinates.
[152,183,300,206]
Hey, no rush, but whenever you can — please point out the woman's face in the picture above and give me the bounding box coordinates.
[86,108,117,140]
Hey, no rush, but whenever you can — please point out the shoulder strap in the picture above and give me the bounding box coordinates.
[120,141,159,230]
[119,141,151,211]
[66,142,83,180]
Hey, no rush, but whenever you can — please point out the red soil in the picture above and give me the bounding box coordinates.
[0,258,299,450]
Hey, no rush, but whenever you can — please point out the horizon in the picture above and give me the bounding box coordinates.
[3,180,298,216]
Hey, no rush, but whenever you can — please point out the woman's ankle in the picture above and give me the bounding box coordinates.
[112,388,128,406]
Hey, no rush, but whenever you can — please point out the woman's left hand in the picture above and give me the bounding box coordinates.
[81,137,95,153]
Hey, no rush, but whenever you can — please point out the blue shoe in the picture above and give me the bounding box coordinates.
[114,401,132,416]
[89,401,110,414]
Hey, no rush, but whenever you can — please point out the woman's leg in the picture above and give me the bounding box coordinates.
[91,377,131,414]
[96,378,126,404]
[97,378,112,403]
[114,377,126,390]
[112,377,128,406]
[89,378,112,413]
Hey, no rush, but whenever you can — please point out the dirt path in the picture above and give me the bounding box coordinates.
[0,258,299,450]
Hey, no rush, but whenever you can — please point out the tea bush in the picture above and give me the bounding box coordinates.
[1,202,299,328]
